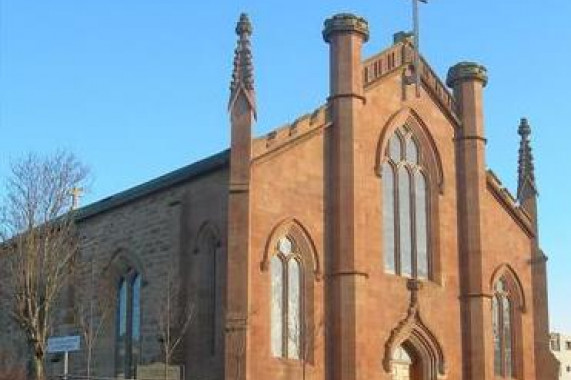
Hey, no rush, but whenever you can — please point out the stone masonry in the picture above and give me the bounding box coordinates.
[0,12,559,380]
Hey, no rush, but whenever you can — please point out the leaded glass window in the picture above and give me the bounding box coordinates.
[115,270,141,378]
[117,280,127,374]
[382,127,430,279]
[270,237,304,359]
[270,256,284,357]
[383,163,396,274]
[398,166,413,277]
[287,259,301,359]
[415,171,428,279]
[493,296,501,373]
[131,274,141,375]
[493,279,514,378]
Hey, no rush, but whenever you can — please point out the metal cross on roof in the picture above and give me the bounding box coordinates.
[409,0,428,97]
[69,187,84,210]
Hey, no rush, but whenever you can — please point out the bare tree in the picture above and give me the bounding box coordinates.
[0,151,89,380]
[292,316,324,380]
[73,253,115,379]
[156,261,195,380]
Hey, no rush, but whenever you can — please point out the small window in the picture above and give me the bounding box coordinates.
[567,341,571,350]
[116,271,141,378]
[492,279,514,378]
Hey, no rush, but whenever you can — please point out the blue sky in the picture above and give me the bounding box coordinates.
[1,1,570,332]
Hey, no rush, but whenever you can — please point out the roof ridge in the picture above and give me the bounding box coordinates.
[76,149,230,221]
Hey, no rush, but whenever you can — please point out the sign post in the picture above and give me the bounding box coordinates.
[47,335,81,380]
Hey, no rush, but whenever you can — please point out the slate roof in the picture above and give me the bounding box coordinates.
[76,149,229,221]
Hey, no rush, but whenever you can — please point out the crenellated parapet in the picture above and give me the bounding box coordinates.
[252,105,329,159]
[363,41,459,121]
[363,44,408,85]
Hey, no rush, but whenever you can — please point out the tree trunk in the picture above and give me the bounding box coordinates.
[32,356,45,380]
[86,347,92,379]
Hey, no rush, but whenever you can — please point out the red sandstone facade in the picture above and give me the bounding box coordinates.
[0,11,558,380]
[224,12,558,380]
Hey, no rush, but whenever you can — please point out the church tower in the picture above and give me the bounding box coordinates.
[225,13,255,380]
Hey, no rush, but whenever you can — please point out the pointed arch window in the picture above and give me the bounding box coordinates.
[382,127,430,280]
[493,278,514,378]
[116,270,141,378]
[270,236,303,360]
[194,224,220,357]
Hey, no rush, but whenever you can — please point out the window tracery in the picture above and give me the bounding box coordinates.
[271,236,303,360]
[493,278,514,378]
[382,127,430,280]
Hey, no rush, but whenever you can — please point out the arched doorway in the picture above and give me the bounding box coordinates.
[383,280,447,379]
[391,343,423,380]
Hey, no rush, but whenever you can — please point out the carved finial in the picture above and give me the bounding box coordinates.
[229,13,256,116]
[517,117,536,200]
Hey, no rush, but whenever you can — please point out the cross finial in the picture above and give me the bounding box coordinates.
[406,0,428,97]
[229,13,256,117]
[517,118,536,200]
[69,187,84,210]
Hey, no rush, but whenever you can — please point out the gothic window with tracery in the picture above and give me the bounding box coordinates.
[382,127,430,279]
[270,236,303,360]
[116,270,141,378]
[493,278,514,378]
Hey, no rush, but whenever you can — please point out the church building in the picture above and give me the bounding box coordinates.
[1,11,560,380]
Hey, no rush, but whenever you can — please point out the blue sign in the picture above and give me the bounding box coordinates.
[47,335,81,353]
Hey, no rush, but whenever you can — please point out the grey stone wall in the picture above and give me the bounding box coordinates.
[0,167,228,380]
